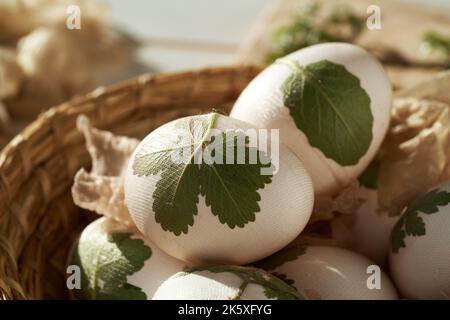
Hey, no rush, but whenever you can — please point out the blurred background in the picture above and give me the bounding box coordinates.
[105,0,271,71]
[0,0,449,146]
[104,0,450,71]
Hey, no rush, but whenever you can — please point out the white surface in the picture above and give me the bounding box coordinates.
[102,0,450,73]
[105,0,269,44]
[104,0,271,72]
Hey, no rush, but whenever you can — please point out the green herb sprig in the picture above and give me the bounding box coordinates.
[268,2,365,62]
[422,31,450,66]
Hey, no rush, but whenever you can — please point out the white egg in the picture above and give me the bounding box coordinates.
[70,217,186,300]
[230,43,392,196]
[256,245,398,300]
[389,182,450,299]
[124,113,314,265]
[153,265,303,300]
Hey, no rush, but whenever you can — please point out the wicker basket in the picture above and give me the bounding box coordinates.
[0,65,262,300]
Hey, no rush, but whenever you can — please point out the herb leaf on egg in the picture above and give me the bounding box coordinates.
[271,272,296,288]
[255,244,307,270]
[132,113,274,236]
[199,131,273,228]
[255,244,306,291]
[279,58,373,166]
[184,265,303,300]
[391,188,450,253]
[267,2,365,62]
[71,232,151,300]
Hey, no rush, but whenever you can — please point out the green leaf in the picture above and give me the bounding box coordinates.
[404,212,425,236]
[255,245,307,271]
[390,222,406,254]
[185,265,303,300]
[271,272,296,289]
[267,3,364,62]
[279,58,373,166]
[263,286,299,300]
[358,159,379,189]
[71,227,152,300]
[407,188,450,215]
[200,131,273,228]
[391,188,450,253]
[152,163,201,235]
[132,113,274,235]
[96,282,148,300]
[422,31,450,63]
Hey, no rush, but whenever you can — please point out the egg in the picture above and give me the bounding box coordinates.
[69,217,186,300]
[389,181,450,299]
[230,43,392,196]
[153,265,303,300]
[256,245,398,300]
[124,112,314,265]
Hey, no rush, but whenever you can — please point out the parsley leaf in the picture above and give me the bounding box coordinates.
[422,31,450,65]
[200,132,273,228]
[132,113,274,235]
[267,2,364,62]
[255,245,307,271]
[184,265,303,300]
[391,188,450,253]
[271,272,297,289]
[390,223,406,254]
[280,58,373,166]
[404,212,425,236]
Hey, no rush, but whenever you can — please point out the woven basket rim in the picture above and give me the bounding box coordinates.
[0,64,262,163]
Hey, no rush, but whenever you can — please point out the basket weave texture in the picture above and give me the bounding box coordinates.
[0,65,261,300]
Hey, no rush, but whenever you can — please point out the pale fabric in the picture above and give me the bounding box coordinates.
[72,116,138,226]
